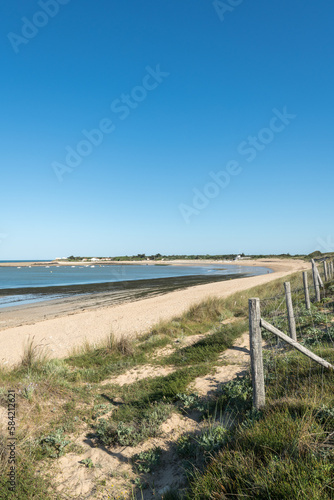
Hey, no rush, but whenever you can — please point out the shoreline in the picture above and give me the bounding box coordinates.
[0,257,303,268]
[0,262,270,311]
[0,272,250,330]
[0,258,310,366]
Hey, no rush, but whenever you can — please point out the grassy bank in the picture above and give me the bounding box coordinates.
[0,270,333,498]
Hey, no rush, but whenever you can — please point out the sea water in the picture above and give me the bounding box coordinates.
[0,263,271,308]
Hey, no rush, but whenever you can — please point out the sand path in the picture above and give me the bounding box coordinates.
[0,259,309,366]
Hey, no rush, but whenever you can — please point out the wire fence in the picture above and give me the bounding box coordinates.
[248,259,334,410]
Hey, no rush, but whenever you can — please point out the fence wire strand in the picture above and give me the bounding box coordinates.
[257,262,334,406]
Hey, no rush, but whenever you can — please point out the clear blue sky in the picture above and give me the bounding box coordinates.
[1,0,333,259]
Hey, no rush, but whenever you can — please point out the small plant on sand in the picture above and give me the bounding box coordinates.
[177,435,197,459]
[95,418,138,447]
[177,421,229,462]
[176,393,206,414]
[196,424,228,452]
[133,477,148,490]
[95,402,172,446]
[92,402,115,420]
[79,457,101,468]
[219,375,252,411]
[36,429,71,458]
[132,447,162,473]
[22,382,37,401]
[95,418,119,446]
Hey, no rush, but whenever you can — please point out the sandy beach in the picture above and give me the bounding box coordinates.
[0,258,309,366]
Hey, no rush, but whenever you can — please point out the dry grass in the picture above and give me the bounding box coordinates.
[20,336,49,369]
[69,331,135,358]
[183,297,226,323]
[106,332,134,356]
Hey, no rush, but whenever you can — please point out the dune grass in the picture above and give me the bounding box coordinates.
[0,269,333,498]
[185,354,334,500]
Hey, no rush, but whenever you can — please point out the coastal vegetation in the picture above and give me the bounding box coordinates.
[65,251,334,263]
[0,270,333,498]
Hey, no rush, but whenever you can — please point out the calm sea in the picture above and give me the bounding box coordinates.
[0,263,271,308]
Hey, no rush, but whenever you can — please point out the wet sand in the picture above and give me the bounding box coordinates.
[0,259,309,366]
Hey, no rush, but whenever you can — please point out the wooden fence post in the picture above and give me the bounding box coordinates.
[324,261,328,282]
[312,260,321,302]
[317,266,324,288]
[303,271,311,310]
[284,282,297,341]
[249,298,265,410]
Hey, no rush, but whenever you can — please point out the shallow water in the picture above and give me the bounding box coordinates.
[0,263,271,308]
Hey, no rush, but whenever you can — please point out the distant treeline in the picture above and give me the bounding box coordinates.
[65,251,334,262]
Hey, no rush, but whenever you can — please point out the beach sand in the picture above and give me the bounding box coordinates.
[0,258,309,366]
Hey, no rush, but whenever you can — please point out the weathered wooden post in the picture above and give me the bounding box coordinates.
[249,298,265,410]
[317,266,324,288]
[323,261,328,282]
[303,271,311,310]
[284,282,297,341]
[312,260,321,302]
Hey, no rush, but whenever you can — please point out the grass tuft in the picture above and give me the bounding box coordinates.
[20,336,49,369]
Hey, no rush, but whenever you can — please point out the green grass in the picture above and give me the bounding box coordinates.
[112,365,212,405]
[187,448,333,499]
[94,402,173,446]
[0,448,57,500]
[94,365,214,447]
[186,375,334,499]
[162,321,247,366]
